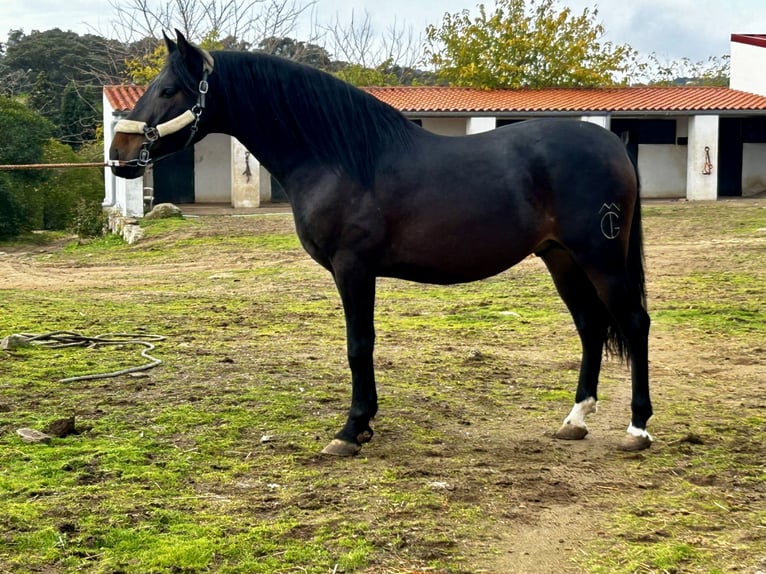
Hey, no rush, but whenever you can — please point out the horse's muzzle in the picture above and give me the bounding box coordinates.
[110,133,147,179]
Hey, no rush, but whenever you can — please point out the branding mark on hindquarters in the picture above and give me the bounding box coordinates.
[599,203,622,239]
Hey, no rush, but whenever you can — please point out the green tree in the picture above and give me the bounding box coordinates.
[424,0,636,88]
[2,29,124,148]
[634,54,730,87]
[125,30,227,84]
[27,71,58,123]
[0,98,103,239]
[60,81,99,145]
[334,61,399,87]
[0,97,52,238]
[259,37,333,70]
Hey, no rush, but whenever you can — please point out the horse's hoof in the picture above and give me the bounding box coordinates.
[617,434,652,452]
[555,424,589,440]
[357,428,374,444]
[321,439,362,457]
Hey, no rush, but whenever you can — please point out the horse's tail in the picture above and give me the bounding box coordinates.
[605,150,646,361]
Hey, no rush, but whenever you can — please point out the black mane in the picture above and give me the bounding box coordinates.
[172,49,417,187]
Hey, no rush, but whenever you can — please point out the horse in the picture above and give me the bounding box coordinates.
[110,31,653,456]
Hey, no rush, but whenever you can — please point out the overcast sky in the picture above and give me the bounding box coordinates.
[2,0,765,62]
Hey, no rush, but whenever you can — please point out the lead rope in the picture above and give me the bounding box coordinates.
[7,331,166,383]
[702,146,713,175]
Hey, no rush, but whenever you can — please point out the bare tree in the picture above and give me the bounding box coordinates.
[106,0,317,47]
[321,10,425,83]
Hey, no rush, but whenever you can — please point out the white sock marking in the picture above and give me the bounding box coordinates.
[627,424,653,441]
[562,397,598,428]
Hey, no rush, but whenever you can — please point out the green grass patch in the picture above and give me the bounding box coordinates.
[1,201,764,573]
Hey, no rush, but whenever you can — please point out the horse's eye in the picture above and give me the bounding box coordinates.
[160,87,177,98]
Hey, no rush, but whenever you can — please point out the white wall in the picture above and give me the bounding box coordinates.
[194,133,231,203]
[638,145,687,198]
[467,117,496,134]
[420,117,467,136]
[731,40,766,96]
[259,166,273,204]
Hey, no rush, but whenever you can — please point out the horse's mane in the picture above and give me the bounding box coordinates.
[171,49,416,187]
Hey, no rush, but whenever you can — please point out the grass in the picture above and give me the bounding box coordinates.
[1,200,765,573]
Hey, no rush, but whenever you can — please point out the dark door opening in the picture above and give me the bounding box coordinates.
[152,147,195,204]
[718,118,743,197]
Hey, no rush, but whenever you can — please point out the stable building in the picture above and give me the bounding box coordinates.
[104,33,766,216]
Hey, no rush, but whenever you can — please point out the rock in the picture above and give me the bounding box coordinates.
[1,334,31,350]
[144,203,183,220]
[107,209,146,244]
[43,416,77,438]
[17,428,52,444]
[122,224,144,245]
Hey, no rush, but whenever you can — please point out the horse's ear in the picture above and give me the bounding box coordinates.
[174,29,215,74]
[164,31,177,54]
[175,29,197,63]
[175,29,189,50]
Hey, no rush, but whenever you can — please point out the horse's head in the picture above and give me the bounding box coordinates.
[110,31,214,179]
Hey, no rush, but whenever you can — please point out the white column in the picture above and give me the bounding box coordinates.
[686,115,719,200]
[114,176,145,216]
[103,100,147,216]
[230,138,260,208]
[467,116,496,134]
[102,96,118,211]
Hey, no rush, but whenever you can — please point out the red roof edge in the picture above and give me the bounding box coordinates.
[731,34,766,49]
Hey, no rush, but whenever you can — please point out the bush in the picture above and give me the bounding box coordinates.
[69,198,106,238]
[0,181,24,239]
[41,140,104,231]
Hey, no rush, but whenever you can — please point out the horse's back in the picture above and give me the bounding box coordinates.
[374,118,637,283]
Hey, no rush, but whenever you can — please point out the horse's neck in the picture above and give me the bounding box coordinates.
[211,57,311,183]
[222,110,303,185]
[234,129,306,186]
[210,51,416,191]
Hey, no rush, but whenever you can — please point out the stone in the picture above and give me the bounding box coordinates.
[1,334,31,350]
[122,224,145,245]
[43,416,76,438]
[16,428,52,444]
[144,203,183,220]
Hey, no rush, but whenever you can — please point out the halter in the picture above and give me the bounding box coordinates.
[114,50,214,168]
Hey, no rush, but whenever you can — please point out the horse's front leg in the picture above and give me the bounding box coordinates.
[322,259,377,456]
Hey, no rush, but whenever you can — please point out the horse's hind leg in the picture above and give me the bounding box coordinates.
[576,256,653,451]
[539,244,610,440]
[596,277,652,451]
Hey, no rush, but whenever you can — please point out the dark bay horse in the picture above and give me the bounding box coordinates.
[111,31,653,456]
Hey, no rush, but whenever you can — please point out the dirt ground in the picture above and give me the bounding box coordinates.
[1,200,764,573]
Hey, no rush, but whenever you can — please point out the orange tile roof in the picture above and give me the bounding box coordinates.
[365,85,766,114]
[104,85,146,112]
[104,84,766,115]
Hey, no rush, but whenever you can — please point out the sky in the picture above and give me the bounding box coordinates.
[2,0,766,62]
